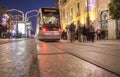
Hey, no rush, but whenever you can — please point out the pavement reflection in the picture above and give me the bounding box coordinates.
[37,41,118,77]
[0,39,35,77]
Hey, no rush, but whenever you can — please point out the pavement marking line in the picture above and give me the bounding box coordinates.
[59,42,120,57]
[38,52,67,55]
[61,49,120,77]
[65,51,120,77]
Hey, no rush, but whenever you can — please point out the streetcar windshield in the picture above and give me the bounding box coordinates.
[43,16,59,26]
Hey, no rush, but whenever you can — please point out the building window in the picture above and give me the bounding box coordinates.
[77,2,80,16]
[70,7,73,16]
[77,2,80,12]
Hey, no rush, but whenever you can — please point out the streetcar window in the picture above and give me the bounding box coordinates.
[43,16,59,25]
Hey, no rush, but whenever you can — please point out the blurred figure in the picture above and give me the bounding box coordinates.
[1,32,6,38]
[6,30,12,38]
[96,29,101,40]
[77,21,82,42]
[101,30,106,40]
[61,30,67,40]
[81,25,88,42]
[69,22,76,43]
[88,23,95,42]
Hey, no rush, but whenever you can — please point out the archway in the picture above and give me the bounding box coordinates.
[100,10,108,39]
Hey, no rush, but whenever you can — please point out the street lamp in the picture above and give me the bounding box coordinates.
[7,9,24,38]
[24,10,38,38]
[27,15,37,21]
[25,10,38,22]
[11,15,23,20]
[7,9,24,21]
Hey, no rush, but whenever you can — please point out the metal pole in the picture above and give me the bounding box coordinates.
[27,15,37,21]
[24,10,38,38]
[86,0,90,26]
[25,10,38,22]
[7,9,24,22]
[16,8,18,38]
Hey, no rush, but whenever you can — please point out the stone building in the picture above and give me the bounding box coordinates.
[59,0,120,39]
[54,0,59,8]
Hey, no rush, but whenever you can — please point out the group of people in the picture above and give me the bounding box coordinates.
[61,22,105,43]
[1,30,13,39]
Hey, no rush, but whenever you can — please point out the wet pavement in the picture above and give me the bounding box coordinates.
[0,39,24,45]
[36,40,120,77]
[0,39,120,77]
[0,39,36,77]
[38,54,118,77]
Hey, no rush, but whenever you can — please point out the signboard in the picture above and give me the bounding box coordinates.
[18,22,25,34]
[41,8,59,15]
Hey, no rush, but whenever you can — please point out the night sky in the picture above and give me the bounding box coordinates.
[0,0,54,34]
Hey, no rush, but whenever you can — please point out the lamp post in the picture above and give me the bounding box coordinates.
[6,9,38,38]
[25,10,38,22]
[7,9,24,38]
[86,0,90,26]
[7,9,24,22]
[11,15,23,20]
[27,15,37,21]
[24,10,38,38]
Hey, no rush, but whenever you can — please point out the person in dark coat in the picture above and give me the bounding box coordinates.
[81,25,88,42]
[88,23,95,42]
[96,29,101,40]
[69,22,76,42]
[77,21,82,42]
[61,30,67,40]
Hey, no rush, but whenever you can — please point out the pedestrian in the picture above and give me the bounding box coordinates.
[82,25,87,42]
[96,29,101,40]
[69,22,76,43]
[88,23,95,42]
[77,21,82,42]
[61,29,67,40]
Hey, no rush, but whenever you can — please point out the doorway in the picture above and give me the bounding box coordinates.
[100,10,108,39]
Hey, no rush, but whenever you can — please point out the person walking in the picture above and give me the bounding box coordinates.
[69,22,76,43]
[82,25,88,42]
[96,29,101,40]
[61,29,67,40]
[88,23,95,42]
[77,21,82,42]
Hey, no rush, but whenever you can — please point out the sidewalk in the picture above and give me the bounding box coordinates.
[61,39,120,44]
[0,38,27,44]
[60,39,120,76]
[0,39,38,77]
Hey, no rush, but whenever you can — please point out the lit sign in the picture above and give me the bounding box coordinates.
[18,23,25,34]
[88,0,96,11]
[44,9,57,12]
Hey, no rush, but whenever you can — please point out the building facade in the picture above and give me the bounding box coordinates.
[59,0,120,39]
[54,0,59,8]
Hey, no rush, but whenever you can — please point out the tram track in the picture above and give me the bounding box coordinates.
[46,41,120,77]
